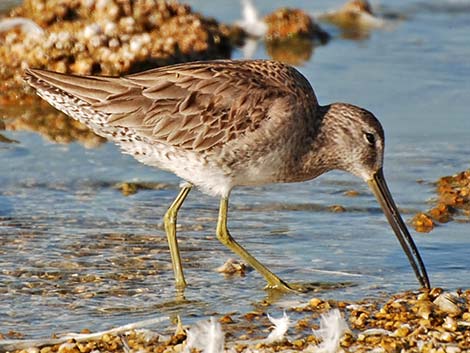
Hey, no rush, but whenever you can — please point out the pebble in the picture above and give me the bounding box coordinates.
[434,293,462,316]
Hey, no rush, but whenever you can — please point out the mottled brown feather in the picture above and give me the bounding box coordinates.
[24,60,318,152]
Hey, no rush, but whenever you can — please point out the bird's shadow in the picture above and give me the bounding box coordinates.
[264,281,357,303]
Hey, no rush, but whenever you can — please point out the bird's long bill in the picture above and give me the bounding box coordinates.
[367,168,431,289]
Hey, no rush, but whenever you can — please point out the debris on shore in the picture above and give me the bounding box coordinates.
[2,288,470,353]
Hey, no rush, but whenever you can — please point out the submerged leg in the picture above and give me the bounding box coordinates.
[164,185,192,289]
[216,197,293,291]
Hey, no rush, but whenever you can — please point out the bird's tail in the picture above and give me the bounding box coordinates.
[24,68,126,105]
[24,68,130,133]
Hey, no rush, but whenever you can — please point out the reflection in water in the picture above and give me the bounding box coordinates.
[3,100,105,148]
[0,119,18,143]
[0,133,18,144]
[265,37,314,66]
[115,181,174,196]
[234,201,419,216]
[265,281,355,300]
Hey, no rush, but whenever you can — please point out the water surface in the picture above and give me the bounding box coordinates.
[1,0,469,338]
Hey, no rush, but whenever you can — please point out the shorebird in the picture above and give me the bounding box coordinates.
[24,59,430,292]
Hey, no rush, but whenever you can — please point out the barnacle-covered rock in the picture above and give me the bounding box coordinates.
[413,170,470,233]
[0,0,231,146]
[3,0,231,80]
[263,8,329,65]
[264,8,329,43]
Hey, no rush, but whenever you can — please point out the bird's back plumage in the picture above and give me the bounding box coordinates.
[25,60,320,196]
[25,60,318,152]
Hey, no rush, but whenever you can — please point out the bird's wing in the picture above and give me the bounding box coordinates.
[25,60,316,151]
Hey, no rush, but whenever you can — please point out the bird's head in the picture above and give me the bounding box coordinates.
[318,103,430,289]
[321,103,384,181]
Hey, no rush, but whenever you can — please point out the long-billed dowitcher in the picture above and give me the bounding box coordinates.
[24,59,430,291]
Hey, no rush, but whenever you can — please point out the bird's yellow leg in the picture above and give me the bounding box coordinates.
[164,185,192,289]
[216,197,294,292]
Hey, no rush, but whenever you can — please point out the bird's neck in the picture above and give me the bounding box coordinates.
[297,104,342,181]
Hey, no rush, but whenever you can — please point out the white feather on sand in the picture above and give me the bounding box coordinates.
[265,312,291,343]
[311,309,349,353]
[185,317,225,353]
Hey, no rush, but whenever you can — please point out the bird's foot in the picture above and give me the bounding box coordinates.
[264,280,304,293]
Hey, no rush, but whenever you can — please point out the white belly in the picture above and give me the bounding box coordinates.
[118,140,235,197]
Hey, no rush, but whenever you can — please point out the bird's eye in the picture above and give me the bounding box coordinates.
[364,132,375,146]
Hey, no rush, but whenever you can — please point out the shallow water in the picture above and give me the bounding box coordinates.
[1,0,470,338]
